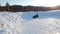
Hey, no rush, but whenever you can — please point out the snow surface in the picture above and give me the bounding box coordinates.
[0,10,60,34]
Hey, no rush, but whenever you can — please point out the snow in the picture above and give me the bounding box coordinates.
[0,12,23,34]
[0,10,60,34]
[22,18,60,34]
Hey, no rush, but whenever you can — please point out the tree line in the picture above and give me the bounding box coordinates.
[0,2,60,12]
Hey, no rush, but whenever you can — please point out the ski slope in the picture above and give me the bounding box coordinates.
[0,10,60,34]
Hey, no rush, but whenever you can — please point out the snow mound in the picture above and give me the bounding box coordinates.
[22,18,60,34]
[0,12,24,34]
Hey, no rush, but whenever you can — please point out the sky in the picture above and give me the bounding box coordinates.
[0,0,60,7]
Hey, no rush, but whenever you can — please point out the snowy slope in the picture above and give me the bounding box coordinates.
[22,18,60,34]
[0,10,60,34]
[0,12,23,34]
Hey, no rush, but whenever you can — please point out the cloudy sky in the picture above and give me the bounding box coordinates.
[0,0,60,7]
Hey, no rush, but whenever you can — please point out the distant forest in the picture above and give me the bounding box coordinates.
[0,2,60,12]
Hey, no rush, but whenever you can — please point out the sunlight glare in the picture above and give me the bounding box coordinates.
[31,0,60,7]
